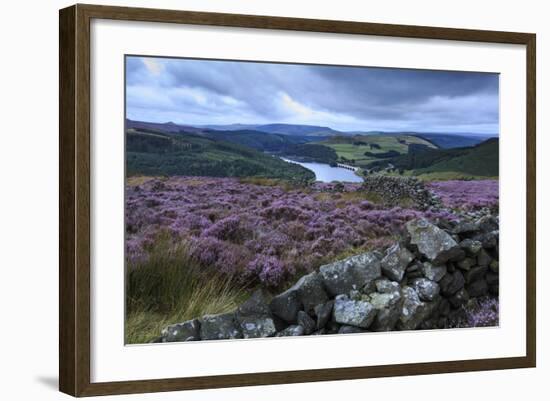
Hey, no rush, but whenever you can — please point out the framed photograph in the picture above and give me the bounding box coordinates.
[59,4,536,397]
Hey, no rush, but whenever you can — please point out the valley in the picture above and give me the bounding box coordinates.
[126,119,498,182]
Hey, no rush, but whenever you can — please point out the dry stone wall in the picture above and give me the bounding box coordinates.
[360,176,441,210]
[155,216,499,343]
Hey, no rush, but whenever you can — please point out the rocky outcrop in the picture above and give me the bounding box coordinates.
[156,216,499,343]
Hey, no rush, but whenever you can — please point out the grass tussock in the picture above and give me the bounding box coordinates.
[125,236,249,344]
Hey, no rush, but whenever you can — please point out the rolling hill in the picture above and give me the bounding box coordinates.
[201,123,343,137]
[126,128,315,182]
[126,119,204,134]
[200,129,323,152]
[411,133,497,149]
[253,123,341,137]
[413,138,498,177]
[367,138,499,179]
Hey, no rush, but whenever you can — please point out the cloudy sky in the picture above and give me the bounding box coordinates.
[126,56,499,134]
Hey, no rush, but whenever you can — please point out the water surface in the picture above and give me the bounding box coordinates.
[281,158,363,183]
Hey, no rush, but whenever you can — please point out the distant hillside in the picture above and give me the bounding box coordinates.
[127,120,497,149]
[254,123,342,137]
[126,128,315,182]
[412,133,497,149]
[319,134,437,167]
[414,138,498,177]
[281,143,338,164]
[199,123,259,131]
[126,119,203,134]
[200,129,322,152]
[368,138,499,178]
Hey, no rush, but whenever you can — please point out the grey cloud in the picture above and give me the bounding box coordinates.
[125,56,499,134]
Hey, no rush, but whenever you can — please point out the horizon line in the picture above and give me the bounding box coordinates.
[126,118,499,137]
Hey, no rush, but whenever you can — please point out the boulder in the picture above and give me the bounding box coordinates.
[421,262,447,282]
[291,271,329,314]
[333,295,377,328]
[297,311,316,335]
[406,219,461,264]
[380,243,414,281]
[270,287,301,323]
[410,278,440,301]
[200,313,242,340]
[237,289,271,316]
[235,289,277,338]
[161,319,200,342]
[439,271,465,296]
[369,290,402,331]
[237,316,277,338]
[398,286,432,330]
[276,325,305,337]
[319,252,381,296]
[314,300,334,330]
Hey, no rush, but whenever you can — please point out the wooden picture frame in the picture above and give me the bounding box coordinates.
[59,3,536,397]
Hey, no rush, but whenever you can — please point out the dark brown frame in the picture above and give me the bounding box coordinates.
[59,3,536,397]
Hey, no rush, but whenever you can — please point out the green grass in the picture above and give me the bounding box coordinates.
[319,135,436,166]
[125,235,250,344]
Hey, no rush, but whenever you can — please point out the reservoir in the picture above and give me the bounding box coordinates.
[281,158,363,183]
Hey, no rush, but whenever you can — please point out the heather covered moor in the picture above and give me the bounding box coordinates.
[124,56,500,344]
[126,178,498,287]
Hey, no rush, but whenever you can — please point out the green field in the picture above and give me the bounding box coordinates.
[319,135,436,166]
